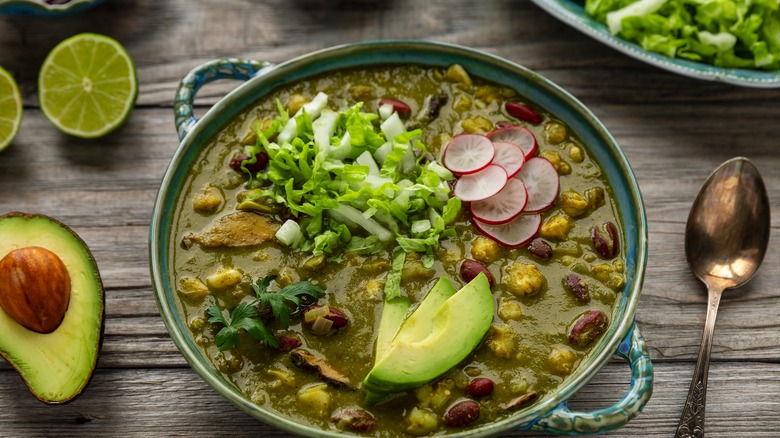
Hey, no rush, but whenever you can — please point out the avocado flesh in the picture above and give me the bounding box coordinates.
[392,277,456,345]
[364,274,493,397]
[374,296,411,363]
[0,213,104,404]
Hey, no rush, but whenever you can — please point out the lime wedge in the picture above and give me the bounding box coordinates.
[38,33,137,138]
[0,66,22,152]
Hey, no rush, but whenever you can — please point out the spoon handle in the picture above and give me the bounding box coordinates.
[675,286,723,438]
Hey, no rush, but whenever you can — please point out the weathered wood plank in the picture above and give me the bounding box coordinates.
[1,0,780,107]
[1,362,778,437]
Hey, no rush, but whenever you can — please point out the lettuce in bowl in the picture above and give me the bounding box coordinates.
[585,0,780,69]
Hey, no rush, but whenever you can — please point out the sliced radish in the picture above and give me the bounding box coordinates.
[442,134,495,174]
[453,165,508,202]
[516,157,559,212]
[474,213,542,248]
[470,178,528,225]
[491,141,525,178]
[486,126,538,158]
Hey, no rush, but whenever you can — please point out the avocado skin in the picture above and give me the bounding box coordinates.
[363,274,493,400]
[0,212,105,404]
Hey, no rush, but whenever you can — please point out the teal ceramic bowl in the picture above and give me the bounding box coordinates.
[530,0,780,88]
[0,0,102,15]
[151,41,652,436]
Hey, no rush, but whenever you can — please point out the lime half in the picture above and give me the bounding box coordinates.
[0,66,22,152]
[38,33,137,138]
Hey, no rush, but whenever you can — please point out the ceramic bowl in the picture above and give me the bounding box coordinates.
[0,0,103,16]
[150,40,652,437]
[529,0,780,88]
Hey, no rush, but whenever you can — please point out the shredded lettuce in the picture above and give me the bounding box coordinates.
[383,248,406,300]
[241,94,458,262]
[585,0,780,69]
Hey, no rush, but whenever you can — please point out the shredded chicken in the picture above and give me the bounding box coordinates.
[182,212,279,248]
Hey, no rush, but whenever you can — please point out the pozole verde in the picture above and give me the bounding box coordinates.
[171,64,626,436]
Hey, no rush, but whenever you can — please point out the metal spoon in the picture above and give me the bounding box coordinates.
[675,157,770,438]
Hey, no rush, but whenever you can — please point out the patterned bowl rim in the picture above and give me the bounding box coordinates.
[0,0,101,15]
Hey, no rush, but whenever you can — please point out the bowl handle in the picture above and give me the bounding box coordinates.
[173,58,273,140]
[529,323,654,435]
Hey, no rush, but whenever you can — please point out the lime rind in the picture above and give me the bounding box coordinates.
[38,33,138,139]
[0,66,22,153]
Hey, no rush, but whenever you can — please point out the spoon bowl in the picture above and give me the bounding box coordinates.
[676,157,770,438]
[686,157,771,290]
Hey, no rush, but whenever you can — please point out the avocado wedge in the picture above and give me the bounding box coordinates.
[364,274,493,400]
[0,212,104,404]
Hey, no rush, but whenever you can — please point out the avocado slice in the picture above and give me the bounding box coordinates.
[374,278,457,363]
[0,213,104,404]
[363,274,493,399]
[392,277,457,345]
[374,296,411,363]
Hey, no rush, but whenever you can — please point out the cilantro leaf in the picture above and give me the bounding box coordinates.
[206,297,229,326]
[255,277,325,329]
[233,315,279,349]
[208,300,277,350]
[207,277,326,350]
[215,326,240,351]
[277,280,325,304]
[260,293,292,329]
[252,275,277,298]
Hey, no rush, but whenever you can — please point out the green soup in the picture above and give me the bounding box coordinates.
[170,65,625,436]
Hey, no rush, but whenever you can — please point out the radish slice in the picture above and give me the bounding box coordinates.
[491,141,525,178]
[486,127,537,158]
[473,213,542,248]
[442,134,495,174]
[470,178,528,225]
[516,157,559,212]
[453,165,508,202]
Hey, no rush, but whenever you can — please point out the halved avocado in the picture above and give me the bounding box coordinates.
[0,212,104,404]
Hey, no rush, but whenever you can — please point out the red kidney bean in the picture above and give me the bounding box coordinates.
[466,377,494,398]
[569,310,608,347]
[460,260,494,287]
[443,400,481,427]
[303,305,349,329]
[274,334,301,352]
[257,303,273,323]
[378,98,412,118]
[229,152,268,174]
[591,221,619,259]
[564,273,590,304]
[505,102,542,125]
[527,238,553,260]
[427,94,448,120]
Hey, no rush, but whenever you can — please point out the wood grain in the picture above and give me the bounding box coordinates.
[1,362,779,437]
[1,0,779,436]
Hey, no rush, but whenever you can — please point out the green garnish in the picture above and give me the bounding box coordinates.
[207,301,275,350]
[255,277,325,329]
[240,93,459,262]
[206,276,326,351]
[383,248,407,301]
[585,0,780,69]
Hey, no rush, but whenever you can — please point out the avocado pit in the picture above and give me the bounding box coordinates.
[0,246,71,334]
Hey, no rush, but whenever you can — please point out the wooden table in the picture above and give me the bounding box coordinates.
[1,1,778,436]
